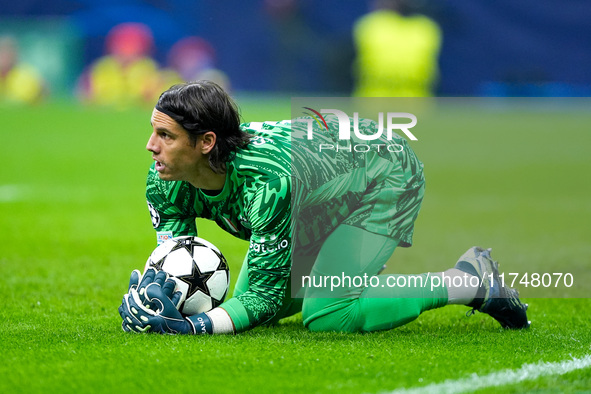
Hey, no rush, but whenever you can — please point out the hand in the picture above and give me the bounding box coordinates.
[135,268,164,308]
[119,268,156,332]
[127,269,141,293]
[119,268,162,332]
[119,270,194,334]
[125,267,160,298]
[121,267,162,311]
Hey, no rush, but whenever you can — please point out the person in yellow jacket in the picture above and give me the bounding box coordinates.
[78,23,181,107]
[0,36,45,104]
[353,0,441,97]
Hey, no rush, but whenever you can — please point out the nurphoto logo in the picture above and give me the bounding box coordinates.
[298,107,418,153]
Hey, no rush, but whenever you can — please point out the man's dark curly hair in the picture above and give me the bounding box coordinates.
[155,80,251,173]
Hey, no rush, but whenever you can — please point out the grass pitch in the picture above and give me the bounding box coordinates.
[1,97,590,393]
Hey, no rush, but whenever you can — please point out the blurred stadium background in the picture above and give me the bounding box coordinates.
[1,0,590,101]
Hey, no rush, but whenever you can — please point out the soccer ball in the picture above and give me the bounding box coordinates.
[144,236,230,316]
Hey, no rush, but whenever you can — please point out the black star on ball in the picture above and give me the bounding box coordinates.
[176,261,214,297]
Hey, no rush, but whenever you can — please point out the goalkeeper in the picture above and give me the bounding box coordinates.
[119,81,530,335]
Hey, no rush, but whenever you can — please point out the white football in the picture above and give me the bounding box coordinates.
[144,236,230,316]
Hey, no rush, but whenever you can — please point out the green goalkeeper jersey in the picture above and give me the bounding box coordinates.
[146,116,425,331]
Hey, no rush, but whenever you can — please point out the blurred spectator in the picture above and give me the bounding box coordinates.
[77,23,179,107]
[264,0,316,92]
[0,36,46,104]
[166,36,230,91]
[353,0,441,97]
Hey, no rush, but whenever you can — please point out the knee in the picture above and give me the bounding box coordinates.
[302,298,362,333]
[306,314,339,333]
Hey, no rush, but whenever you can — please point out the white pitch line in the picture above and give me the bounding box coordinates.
[385,354,591,394]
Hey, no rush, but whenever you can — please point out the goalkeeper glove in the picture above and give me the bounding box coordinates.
[119,267,158,315]
[119,270,214,334]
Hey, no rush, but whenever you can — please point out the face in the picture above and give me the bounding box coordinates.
[147,108,203,182]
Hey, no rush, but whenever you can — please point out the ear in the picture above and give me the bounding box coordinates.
[199,131,217,155]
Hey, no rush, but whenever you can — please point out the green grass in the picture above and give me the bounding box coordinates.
[1,98,590,393]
